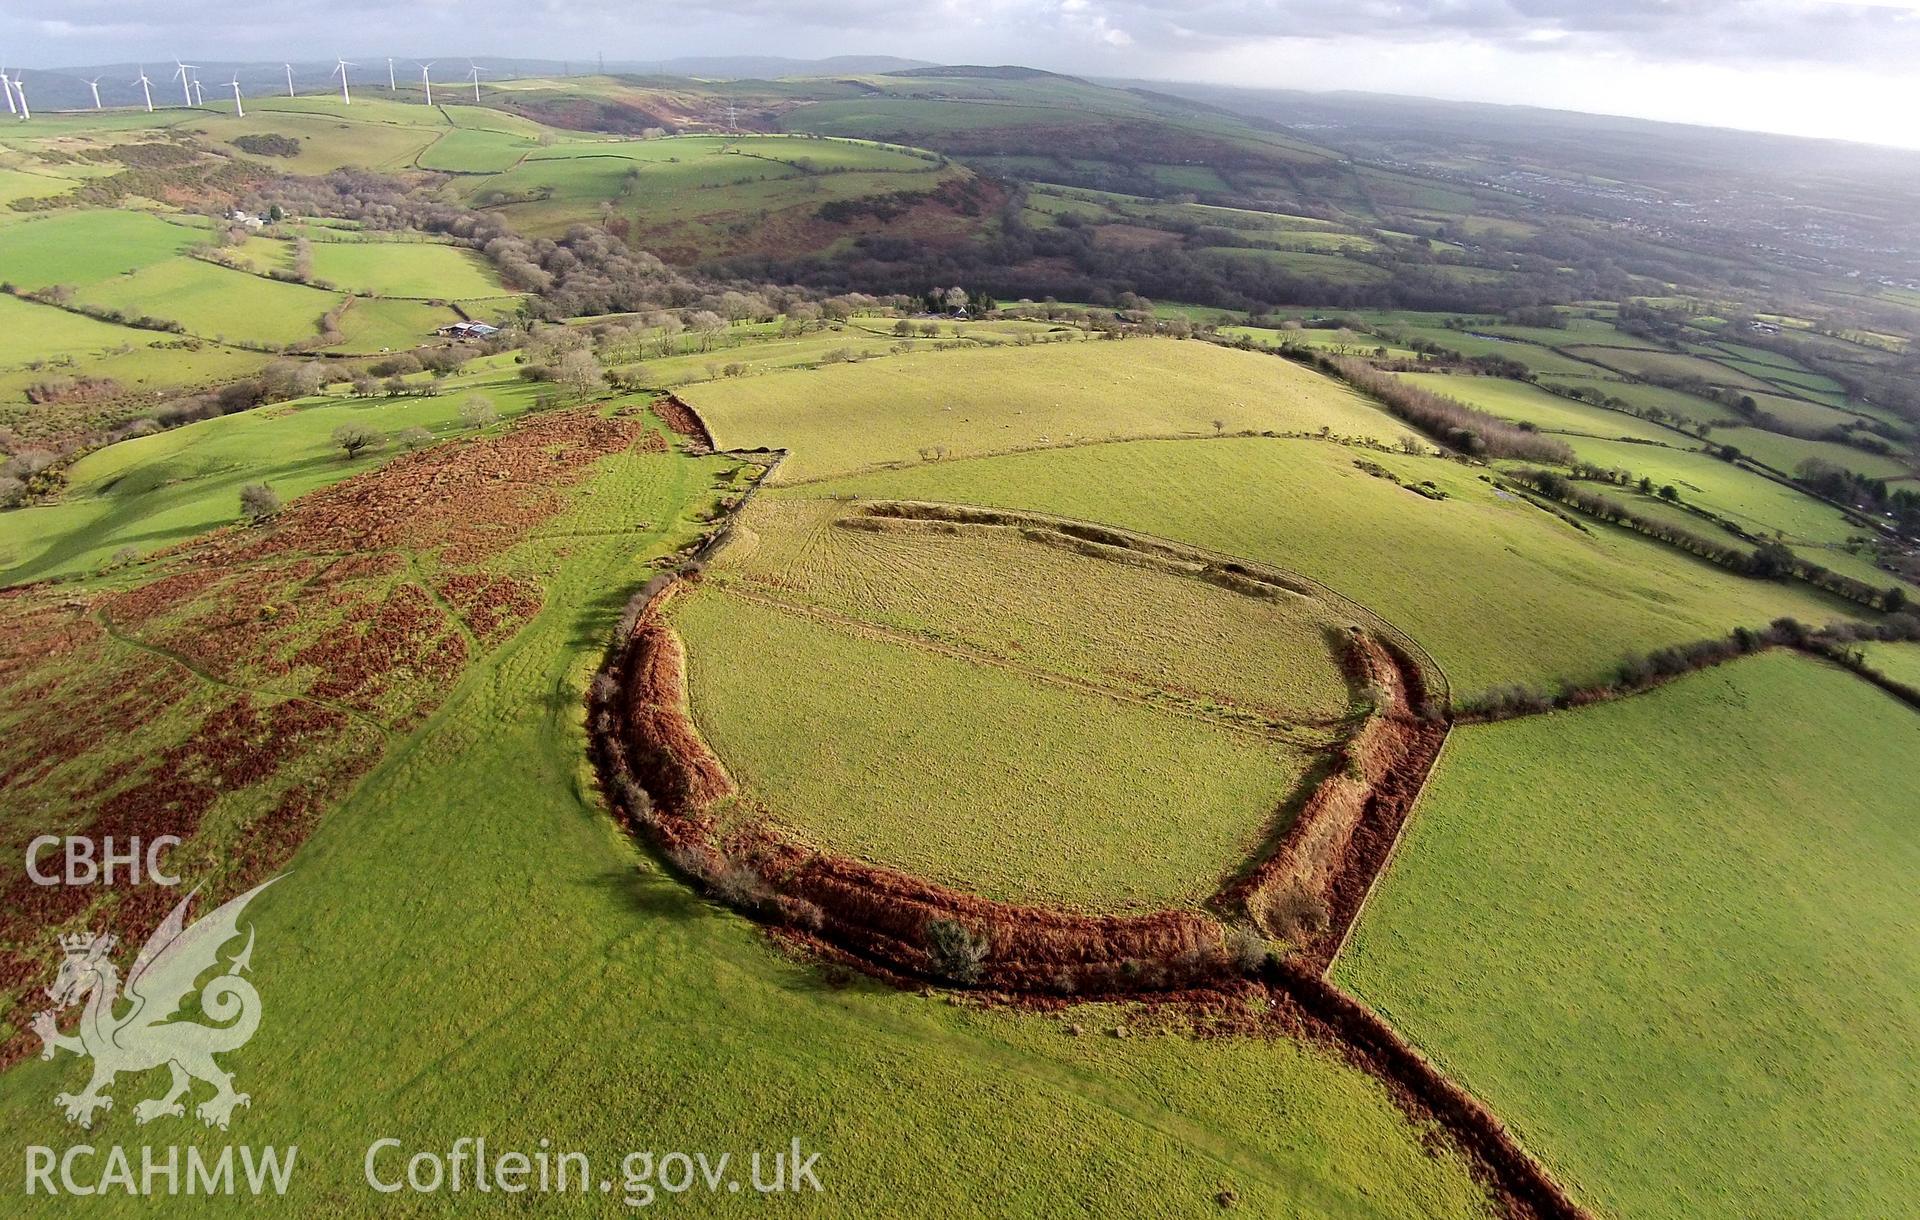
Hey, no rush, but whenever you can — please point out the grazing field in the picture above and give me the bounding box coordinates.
[69,257,345,347]
[1397,372,1681,444]
[0,419,1499,1219]
[672,492,1362,909]
[0,369,550,583]
[716,497,1357,724]
[1549,435,1870,545]
[675,586,1314,910]
[230,236,512,302]
[417,127,538,172]
[1711,426,1914,481]
[801,437,1858,691]
[1336,652,1920,1220]
[0,210,203,290]
[454,132,962,250]
[1862,641,1920,687]
[328,296,466,353]
[1560,344,1778,392]
[680,338,1409,483]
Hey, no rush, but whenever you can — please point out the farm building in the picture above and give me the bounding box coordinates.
[434,321,501,340]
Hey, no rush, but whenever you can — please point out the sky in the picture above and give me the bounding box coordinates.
[7,0,1920,149]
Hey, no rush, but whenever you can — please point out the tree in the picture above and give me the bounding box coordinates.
[331,423,380,459]
[922,918,988,984]
[239,482,282,521]
[459,395,499,430]
[687,311,727,352]
[399,426,435,449]
[557,349,606,399]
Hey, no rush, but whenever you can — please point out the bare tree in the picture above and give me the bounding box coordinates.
[331,423,380,459]
[459,395,499,430]
[557,350,606,399]
[240,482,282,521]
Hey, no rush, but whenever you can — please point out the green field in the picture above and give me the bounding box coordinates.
[1711,426,1914,482]
[1336,652,1920,1219]
[1862,641,1920,688]
[0,368,547,582]
[676,586,1314,911]
[673,492,1360,909]
[455,132,958,247]
[229,236,512,301]
[1561,344,1778,393]
[795,437,1859,692]
[1550,435,1869,545]
[1397,372,1681,444]
[0,413,1499,1219]
[0,210,203,290]
[680,338,1410,483]
[69,257,345,347]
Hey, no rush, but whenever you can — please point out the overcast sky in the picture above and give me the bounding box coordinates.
[7,0,1920,148]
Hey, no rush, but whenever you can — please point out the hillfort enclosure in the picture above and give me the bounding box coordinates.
[1,31,1916,1219]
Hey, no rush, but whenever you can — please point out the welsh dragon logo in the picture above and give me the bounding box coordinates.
[31,877,279,1130]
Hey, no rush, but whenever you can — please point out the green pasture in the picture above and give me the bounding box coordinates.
[416,127,537,172]
[1336,652,1920,1220]
[1561,344,1777,393]
[1551,435,1869,545]
[1711,426,1913,482]
[1396,373,1680,444]
[676,585,1313,911]
[0,426,1499,1219]
[1862,642,1920,687]
[306,240,509,301]
[0,369,547,582]
[0,209,203,291]
[70,257,342,347]
[801,437,1861,692]
[680,338,1409,484]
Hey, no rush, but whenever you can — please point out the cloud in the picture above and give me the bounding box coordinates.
[6,0,1919,67]
[2,0,1916,144]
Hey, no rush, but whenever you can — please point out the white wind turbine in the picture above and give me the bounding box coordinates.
[284,63,295,98]
[332,59,353,105]
[192,74,204,106]
[173,61,195,107]
[12,77,28,121]
[387,57,396,92]
[418,61,435,107]
[228,77,244,118]
[134,67,155,113]
[84,76,104,110]
[466,62,484,103]
[0,68,14,117]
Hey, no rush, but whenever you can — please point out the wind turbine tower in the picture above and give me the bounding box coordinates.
[134,68,155,113]
[85,77,104,110]
[284,63,295,98]
[173,62,195,107]
[387,58,396,92]
[419,62,434,107]
[333,59,354,105]
[467,63,484,103]
[229,78,244,118]
[0,69,15,117]
[192,75,204,106]
[13,79,28,122]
